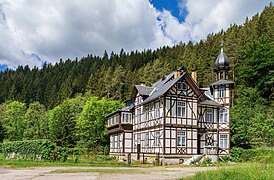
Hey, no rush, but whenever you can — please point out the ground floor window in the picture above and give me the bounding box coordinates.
[117,134,120,148]
[112,136,115,148]
[177,130,186,147]
[220,134,228,148]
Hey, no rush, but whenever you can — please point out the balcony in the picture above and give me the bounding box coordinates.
[107,111,133,133]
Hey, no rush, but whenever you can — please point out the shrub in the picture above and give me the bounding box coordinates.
[68,147,86,163]
[230,147,244,162]
[51,146,68,162]
[230,147,274,163]
[2,140,55,161]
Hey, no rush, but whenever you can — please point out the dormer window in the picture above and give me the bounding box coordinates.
[178,82,187,91]
[219,86,225,98]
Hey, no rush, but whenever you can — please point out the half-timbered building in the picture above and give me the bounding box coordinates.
[107,47,234,164]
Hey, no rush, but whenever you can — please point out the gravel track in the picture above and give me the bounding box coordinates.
[0,166,217,180]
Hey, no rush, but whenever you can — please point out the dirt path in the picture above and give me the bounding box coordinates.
[0,166,217,180]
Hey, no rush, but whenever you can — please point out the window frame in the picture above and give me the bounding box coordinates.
[137,133,141,144]
[122,112,132,123]
[205,109,213,123]
[177,130,186,147]
[219,108,228,123]
[137,108,141,123]
[117,134,120,148]
[155,101,160,118]
[177,101,186,117]
[155,131,160,146]
[178,81,187,91]
[112,136,115,149]
[219,86,225,98]
[220,134,228,149]
[144,132,149,146]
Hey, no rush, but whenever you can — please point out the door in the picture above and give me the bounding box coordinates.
[137,144,140,160]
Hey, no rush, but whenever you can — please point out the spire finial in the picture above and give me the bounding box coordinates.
[221,42,224,52]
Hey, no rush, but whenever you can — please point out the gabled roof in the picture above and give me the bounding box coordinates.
[135,85,154,96]
[199,100,223,107]
[142,72,186,104]
[211,79,234,86]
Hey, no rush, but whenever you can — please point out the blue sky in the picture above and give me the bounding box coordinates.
[0,65,7,71]
[150,0,188,23]
[0,0,272,70]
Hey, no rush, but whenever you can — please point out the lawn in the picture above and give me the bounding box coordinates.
[181,163,274,180]
[0,153,136,168]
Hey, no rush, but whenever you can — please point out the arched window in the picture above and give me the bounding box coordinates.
[178,82,187,91]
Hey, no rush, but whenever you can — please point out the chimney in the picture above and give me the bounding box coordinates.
[140,82,146,86]
[191,71,197,82]
[174,71,180,78]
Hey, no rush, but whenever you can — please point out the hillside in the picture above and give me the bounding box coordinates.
[0,4,273,148]
[0,4,273,109]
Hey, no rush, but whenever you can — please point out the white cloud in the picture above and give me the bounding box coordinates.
[0,0,272,68]
[182,0,271,41]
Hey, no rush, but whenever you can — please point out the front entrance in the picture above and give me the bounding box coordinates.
[137,144,141,160]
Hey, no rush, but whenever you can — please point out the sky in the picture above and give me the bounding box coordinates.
[0,0,272,71]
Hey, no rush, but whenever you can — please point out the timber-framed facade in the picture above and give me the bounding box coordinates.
[107,47,234,164]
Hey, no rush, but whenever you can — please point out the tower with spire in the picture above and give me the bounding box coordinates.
[210,45,234,155]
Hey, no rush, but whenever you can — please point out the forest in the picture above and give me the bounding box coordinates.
[0,4,273,151]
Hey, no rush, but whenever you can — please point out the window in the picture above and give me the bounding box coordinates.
[112,136,115,148]
[145,133,149,146]
[155,131,160,146]
[220,134,228,148]
[113,115,118,124]
[177,101,186,117]
[117,134,120,148]
[219,86,225,98]
[122,113,132,123]
[143,105,149,120]
[219,108,228,123]
[137,108,141,123]
[137,134,141,144]
[108,118,111,126]
[205,109,213,123]
[177,131,186,147]
[178,82,187,91]
[155,102,160,118]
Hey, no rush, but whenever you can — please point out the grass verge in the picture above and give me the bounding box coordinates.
[180,163,274,180]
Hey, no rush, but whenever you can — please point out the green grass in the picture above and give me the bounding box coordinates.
[0,153,137,168]
[180,163,274,180]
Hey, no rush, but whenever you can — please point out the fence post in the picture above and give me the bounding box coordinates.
[127,153,131,164]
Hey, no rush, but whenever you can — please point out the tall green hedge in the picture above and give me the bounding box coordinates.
[2,139,56,161]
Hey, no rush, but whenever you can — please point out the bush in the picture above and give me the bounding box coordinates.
[230,147,244,162]
[230,147,274,163]
[2,140,55,161]
[51,146,68,162]
[68,147,86,163]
